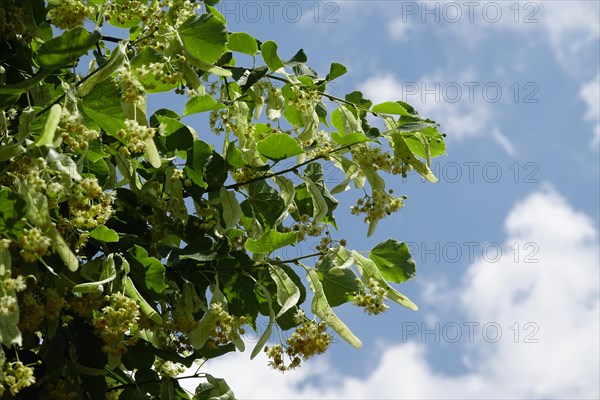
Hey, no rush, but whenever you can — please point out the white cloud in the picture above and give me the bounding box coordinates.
[536,1,600,68]
[181,187,600,399]
[491,127,517,156]
[580,73,600,147]
[387,18,412,41]
[383,1,599,69]
[358,72,500,143]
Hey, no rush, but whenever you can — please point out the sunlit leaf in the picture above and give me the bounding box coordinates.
[89,225,119,243]
[178,13,228,65]
[227,32,259,55]
[261,40,284,72]
[269,264,301,318]
[370,239,416,283]
[37,27,101,68]
[245,230,298,254]
[257,133,303,161]
[306,268,362,348]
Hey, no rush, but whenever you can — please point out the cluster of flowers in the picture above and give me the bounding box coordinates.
[350,189,406,225]
[206,303,246,349]
[194,205,219,230]
[119,67,145,104]
[0,361,36,396]
[353,278,389,315]
[23,157,48,193]
[39,379,79,400]
[0,5,27,40]
[134,55,186,90]
[17,288,81,337]
[231,167,266,185]
[91,293,141,356]
[265,87,286,121]
[285,214,326,242]
[59,110,100,152]
[17,227,52,263]
[288,85,321,113]
[5,154,116,255]
[304,130,334,159]
[68,177,116,230]
[47,0,96,30]
[105,0,199,42]
[265,314,332,372]
[154,359,186,378]
[116,119,157,156]
[351,144,406,175]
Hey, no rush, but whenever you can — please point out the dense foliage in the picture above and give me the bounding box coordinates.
[0,0,446,398]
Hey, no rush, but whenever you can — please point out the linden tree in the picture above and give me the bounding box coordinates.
[0,0,446,398]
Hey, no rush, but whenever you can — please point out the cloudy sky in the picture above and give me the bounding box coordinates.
[171,1,600,398]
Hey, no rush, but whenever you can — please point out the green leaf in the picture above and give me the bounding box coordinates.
[243,181,286,228]
[206,4,226,23]
[269,264,301,318]
[273,176,295,226]
[391,132,437,183]
[372,101,410,116]
[185,140,212,189]
[251,284,275,359]
[46,225,79,272]
[352,251,418,311]
[124,276,163,325]
[89,225,119,243]
[73,255,117,293]
[144,136,161,169]
[245,230,298,254]
[131,47,178,93]
[326,62,347,81]
[231,66,268,92]
[194,374,235,400]
[35,104,60,147]
[225,142,246,168]
[284,49,308,66]
[317,251,360,307]
[184,95,224,115]
[331,106,361,135]
[257,133,303,161]
[36,27,101,68]
[330,131,369,146]
[227,32,258,55]
[260,40,284,72]
[77,42,127,97]
[304,176,327,223]
[330,156,360,195]
[128,245,169,294]
[403,127,446,159]
[46,148,82,181]
[306,269,362,348]
[219,187,241,230]
[178,13,228,65]
[370,239,416,283]
[82,79,126,137]
[303,163,339,228]
[0,188,26,235]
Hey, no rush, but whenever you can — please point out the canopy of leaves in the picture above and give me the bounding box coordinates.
[0,0,446,398]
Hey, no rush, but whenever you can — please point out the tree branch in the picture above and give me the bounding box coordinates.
[207,142,357,192]
[107,372,208,392]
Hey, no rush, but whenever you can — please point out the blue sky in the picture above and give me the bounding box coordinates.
[162,1,600,398]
